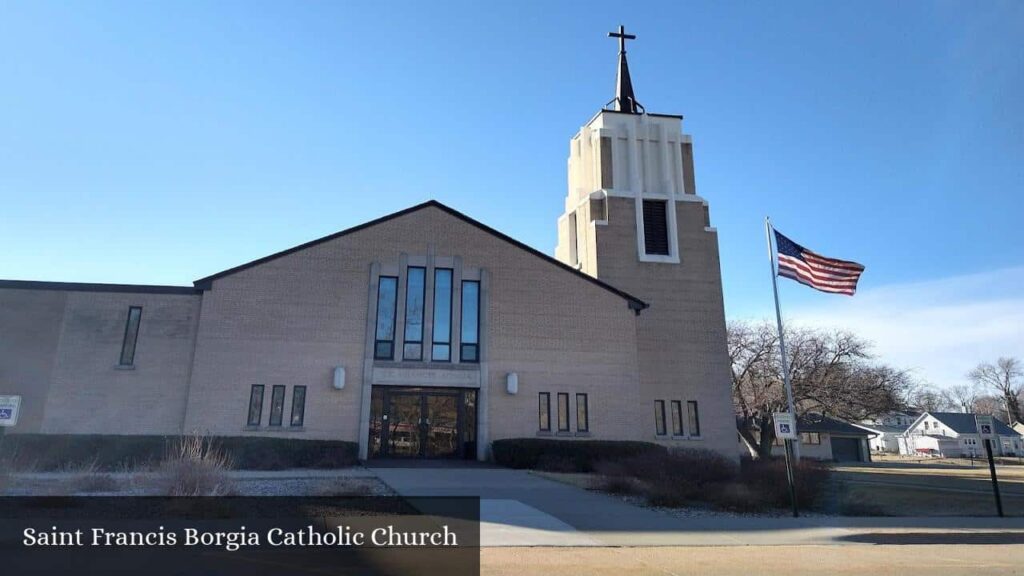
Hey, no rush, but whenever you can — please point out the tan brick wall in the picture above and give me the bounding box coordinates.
[592,197,738,459]
[42,291,200,434]
[0,289,202,435]
[0,289,67,433]
[184,205,643,445]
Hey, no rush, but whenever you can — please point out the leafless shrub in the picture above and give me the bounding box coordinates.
[54,460,121,494]
[154,433,234,496]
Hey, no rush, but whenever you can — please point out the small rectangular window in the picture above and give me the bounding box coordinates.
[557,393,570,432]
[247,385,264,427]
[403,267,425,360]
[576,393,589,433]
[119,306,142,366]
[687,401,701,437]
[432,269,453,362]
[290,385,306,427]
[375,277,398,360]
[642,200,670,256]
[460,280,480,363]
[800,432,820,445]
[654,400,667,436]
[671,400,683,436]
[269,385,285,427]
[538,392,550,432]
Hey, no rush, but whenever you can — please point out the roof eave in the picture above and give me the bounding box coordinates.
[192,200,649,313]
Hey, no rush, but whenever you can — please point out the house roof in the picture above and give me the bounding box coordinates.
[192,200,649,312]
[798,414,871,436]
[0,279,201,295]
[854,422,908,435]
[926,412,1019,436]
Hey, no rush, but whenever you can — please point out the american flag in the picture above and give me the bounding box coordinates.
[774,230,865,295]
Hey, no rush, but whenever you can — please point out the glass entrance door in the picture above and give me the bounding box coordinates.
[426,394,459,458]
[386,393,424,458]
[373,387,476,459]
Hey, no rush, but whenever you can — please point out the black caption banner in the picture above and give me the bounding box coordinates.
[0,497,480,575]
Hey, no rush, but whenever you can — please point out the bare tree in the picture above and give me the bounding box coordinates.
[906,384,953,413]
[730,320,913,458]
[973,395,1006,420]
[943,383,981,414]
[968,358,1023,423]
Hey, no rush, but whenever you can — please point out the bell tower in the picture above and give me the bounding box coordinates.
[555,25,706,276]
[555,26,734,457]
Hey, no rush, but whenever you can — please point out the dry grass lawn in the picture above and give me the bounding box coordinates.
[833,459,1024,516]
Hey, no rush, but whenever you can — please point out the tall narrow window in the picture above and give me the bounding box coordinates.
[432,269,453,361]
[538,392,550,432]
[269,385,285,427]
[654,400,667,436]
[460,280,480,362]
[642,200,670,256]
[403,267,425,360]
[119,306,142,366]
[568,211,579,265]
[290,386,306,427]
[374,276,398,360]
[671,400,683,436]
[687,401,701,437]
[247,385,264,426]
[557,393,570,432]
[576,393,589,433]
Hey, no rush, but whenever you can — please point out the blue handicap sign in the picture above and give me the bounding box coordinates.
[0,408,11,419]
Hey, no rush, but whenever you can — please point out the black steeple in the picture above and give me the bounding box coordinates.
[607,25,643,114]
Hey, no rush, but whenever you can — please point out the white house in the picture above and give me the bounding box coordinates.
[900,412,1023,458]
[856,411,920,453]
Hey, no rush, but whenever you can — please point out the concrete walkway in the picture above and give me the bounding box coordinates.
[368,466,1024,547]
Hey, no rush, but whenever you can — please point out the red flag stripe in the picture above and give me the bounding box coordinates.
[779,269,856,295]
[778,255,861,285]
[802,250,865,272]
[779,266,859,291]
[779,268,857,295]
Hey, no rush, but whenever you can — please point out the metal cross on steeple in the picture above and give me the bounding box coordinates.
[608,24,635,54]
[606,25,643,114]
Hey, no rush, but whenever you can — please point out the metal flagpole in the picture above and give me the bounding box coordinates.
[765,216,799,517]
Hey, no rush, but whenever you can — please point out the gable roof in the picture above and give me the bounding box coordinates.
[192,200,648,313]
[924,412,1019,436]
[854,422,908,435]
[798,414,871,436]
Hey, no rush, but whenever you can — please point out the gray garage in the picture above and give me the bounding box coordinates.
[830,436,864,462]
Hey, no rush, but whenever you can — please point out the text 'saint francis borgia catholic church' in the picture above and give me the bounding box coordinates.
[0,28,736,462]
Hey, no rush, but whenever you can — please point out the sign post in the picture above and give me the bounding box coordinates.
[774,412,799,517]
[976,414,1003,517]
[766,218,801,518]
[0,395,22,451]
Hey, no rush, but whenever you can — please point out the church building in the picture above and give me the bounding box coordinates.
[0,29,736,462]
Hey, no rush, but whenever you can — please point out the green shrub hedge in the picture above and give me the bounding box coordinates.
[491,438,665,472]
[0,434,358,471]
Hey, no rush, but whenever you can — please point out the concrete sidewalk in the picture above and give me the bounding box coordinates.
[12,467,378,481]
[368,466,1024,547]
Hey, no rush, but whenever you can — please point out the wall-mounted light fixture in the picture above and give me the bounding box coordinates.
[333,366,346,390]
[506,372,518,395]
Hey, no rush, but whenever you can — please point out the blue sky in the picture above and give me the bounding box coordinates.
[2,1,1022,385]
